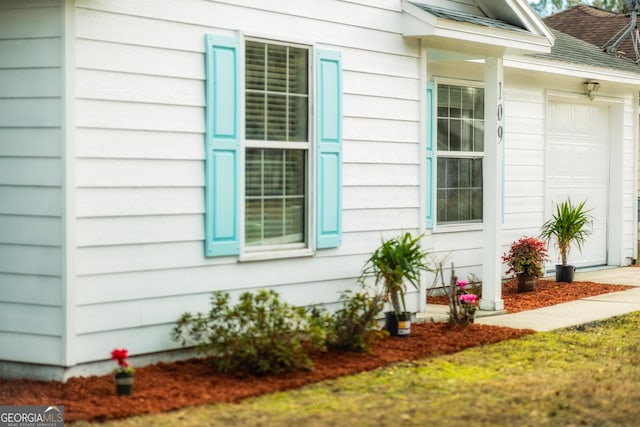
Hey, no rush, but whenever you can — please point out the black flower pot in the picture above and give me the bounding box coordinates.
[115,372,134,396]
[384,311,411,338]
[555,264,576,283]
[517,274,537,293]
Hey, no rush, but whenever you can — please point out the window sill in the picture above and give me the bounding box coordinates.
[239,248,315,263]
[432,223,483,234]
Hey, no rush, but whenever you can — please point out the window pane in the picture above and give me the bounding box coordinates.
[286,150,305,195]
[264,199,284,240]
[263,150,284,196]
[473,120,484,152]
[246,149,262,197]
[285,198,305,243]
[267,45,287,93]
[461,88,474,119]
[449,86,462,118]
[245,199,262,246]
[437,85,449,117]
[462,119,473,152]
[266,94,287,141]
[473,87,484,120]
[245,148,306,246]
[450,119,461,151]
[246,93,265,140]
[471,158,483,187]
[246,42,265,91]
[289,95,308,142]
[437,118,449,151]
[289,47,308,95]
[437,157,483,224]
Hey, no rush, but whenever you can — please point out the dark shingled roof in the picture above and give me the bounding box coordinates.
[529,28,640,75]
[544,5,637,61]
[410,2,529,34]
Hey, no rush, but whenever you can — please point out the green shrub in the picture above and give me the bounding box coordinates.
[325,288,387,353]
[171,289,327,375]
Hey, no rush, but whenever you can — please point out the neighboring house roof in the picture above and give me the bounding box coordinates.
[544,5,637,61]
[530,29,640,75]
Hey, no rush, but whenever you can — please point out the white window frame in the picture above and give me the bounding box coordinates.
[433,77,485,233]
[239,36,316,262]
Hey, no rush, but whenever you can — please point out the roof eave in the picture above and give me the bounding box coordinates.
[506,55,640,85]
[402,1,552,55]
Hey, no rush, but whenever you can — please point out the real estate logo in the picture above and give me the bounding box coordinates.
[0,406,64,427]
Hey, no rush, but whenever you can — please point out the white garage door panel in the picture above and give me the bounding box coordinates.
[545,101,608,268]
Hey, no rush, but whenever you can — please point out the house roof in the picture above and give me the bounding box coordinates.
[529,28,640,75]
[543,5,637,61]
[410,3,529,34]
[402,0,553,55]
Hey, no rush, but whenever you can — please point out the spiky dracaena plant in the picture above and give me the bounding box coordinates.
[358,232,430,316]
[540,198,594,266]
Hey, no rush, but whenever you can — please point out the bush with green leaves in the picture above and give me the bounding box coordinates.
[171,289,327,375]
[324,288,387,353]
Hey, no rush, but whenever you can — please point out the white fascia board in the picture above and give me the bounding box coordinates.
[504,0,555,43]
[403,0,551,54]
[433,21,551,54]
[505,56,640,85]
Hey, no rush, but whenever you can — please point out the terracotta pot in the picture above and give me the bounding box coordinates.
[517,274,537,293]
[115,372,134,396]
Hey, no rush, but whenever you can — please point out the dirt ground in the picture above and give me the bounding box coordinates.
[0,279,632,423]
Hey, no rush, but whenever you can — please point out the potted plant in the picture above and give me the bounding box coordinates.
[111,348,135,396]
[358,232,430,337]
[502,236,549,292]
[540,198,593,283]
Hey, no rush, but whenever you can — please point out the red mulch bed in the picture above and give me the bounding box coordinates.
[0,279,633,423]
[428,279,634,313]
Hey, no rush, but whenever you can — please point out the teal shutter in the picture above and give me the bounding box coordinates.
[204,34,240,257]
[315,49,342,249]
[426,82,435,229]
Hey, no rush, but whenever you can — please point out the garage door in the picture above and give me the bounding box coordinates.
[545,100,608,268]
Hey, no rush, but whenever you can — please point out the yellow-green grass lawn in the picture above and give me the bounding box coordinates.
[75,312,640,427]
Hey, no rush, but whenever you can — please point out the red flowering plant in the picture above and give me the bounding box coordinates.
[111,348,134,375]
[502,236,549,278]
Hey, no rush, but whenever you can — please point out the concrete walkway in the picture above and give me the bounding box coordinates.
[421,267,640,332]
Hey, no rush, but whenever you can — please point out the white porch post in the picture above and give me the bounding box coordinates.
[480,56,504,311]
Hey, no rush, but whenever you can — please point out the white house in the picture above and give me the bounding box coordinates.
[1,0,638,380]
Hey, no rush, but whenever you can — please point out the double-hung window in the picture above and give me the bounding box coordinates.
[203,34,342,258]
[436,83,484,225]
[245,41,309,249]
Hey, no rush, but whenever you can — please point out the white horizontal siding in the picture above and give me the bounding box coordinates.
[0,274,62,305]
[0,38,61,68]
[0,0,64,368]
[0,187,62,216]
[76,188,203,217]
[0,128,62,157]
[0,332,62,365]
[77,159,203,187]
[0,216,61,246]
[76,215,203,247]
[69,0,426,365]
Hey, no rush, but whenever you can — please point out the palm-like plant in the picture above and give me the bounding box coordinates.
[540,198,593,266]
[358,232,430,316]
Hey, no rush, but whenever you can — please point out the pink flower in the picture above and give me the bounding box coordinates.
[456,280,468,290]
[460,294,478,304]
